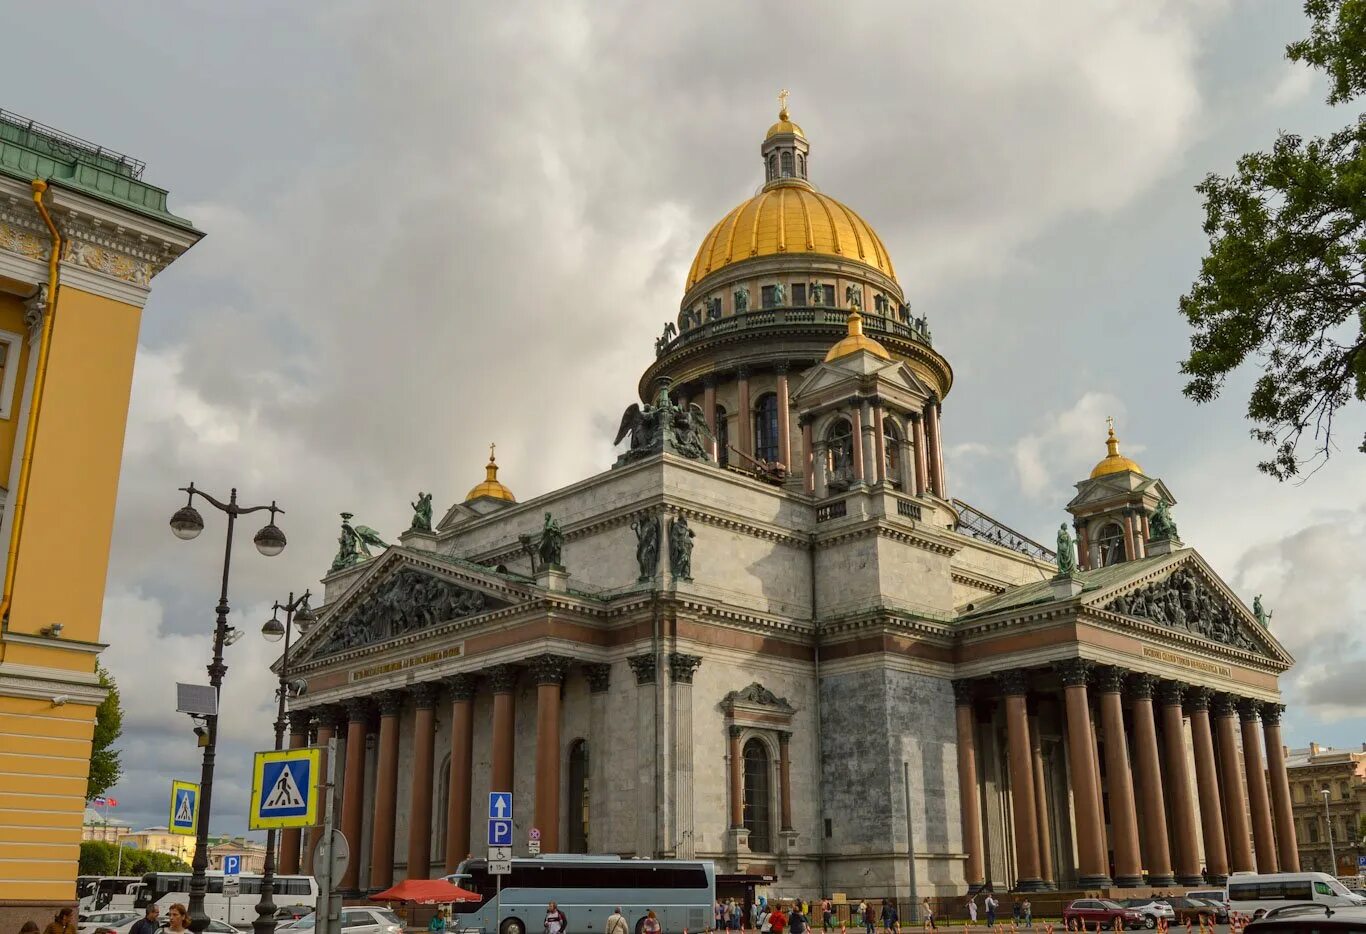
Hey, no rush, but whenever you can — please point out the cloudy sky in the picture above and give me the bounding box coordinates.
[9,1,1364,835]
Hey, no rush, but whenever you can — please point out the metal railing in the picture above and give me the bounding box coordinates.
[658,305,933,357]
[952,498,1056,562]
[0,107,145,178]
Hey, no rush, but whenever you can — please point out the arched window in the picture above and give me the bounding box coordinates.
[781,151,793,177]
[743,738,772,852]
[754,393,780,464]
[567,739,589,853]
[797,153,806,178]
[883,421,901,487]
[768,153,777,181]
[434,755,451,865]
[715,405,730,469]
[1097,522,1127,566]
[826,419,855,489]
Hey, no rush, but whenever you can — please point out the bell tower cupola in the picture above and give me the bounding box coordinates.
[1065,419,1179,569]
[761,90,811,188]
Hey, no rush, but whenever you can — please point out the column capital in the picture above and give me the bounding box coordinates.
[485,663,521,694]
[1184,686,1213,711]
[736,366,751,379]
[1260,701,1285,724]
[344,696,373,721]
[774,362,790,375]
[777,729,792,746]
[1237,697,1262,723]
[703,373,718,388]
[1127,672,1158,699]
[952,678,976,706]
[627,653,657,685]
[1156,680,1186,707]
[668,652,702,684]
[1212,692,1238,717]
[1053,657,1093,687]
[909,410,923,424]
[375,690,405,716]
[411,682,442,710]
[528,653,572,686]
[287,709,314,734]
[445,672,478,701]
[1093,665,1126,694]
[996,669,1031,697]
[315,704,348,733]
[728,724,744,739]
[583,662,612,694]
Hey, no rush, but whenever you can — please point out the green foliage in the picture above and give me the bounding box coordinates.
[86,664,123,800]
[1179,0,1366,479]
[79,840,118,876]
[78,841,191,877]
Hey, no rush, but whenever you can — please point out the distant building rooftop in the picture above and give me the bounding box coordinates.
[1285,742,1366,769]
[82,807,131,827]
[0,107,196,230]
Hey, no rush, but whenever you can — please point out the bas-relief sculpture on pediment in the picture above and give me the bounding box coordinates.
[304,567,507,661]
[1103,566,1263,655]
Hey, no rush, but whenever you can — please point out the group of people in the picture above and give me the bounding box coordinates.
[18,905,191,934]
[965,894,1033,930]
[706,897,924,934]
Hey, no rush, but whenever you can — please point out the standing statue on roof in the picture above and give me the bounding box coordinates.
[1055,523,1078,576]
[1253,594,1273,628]
[537,511,564,569]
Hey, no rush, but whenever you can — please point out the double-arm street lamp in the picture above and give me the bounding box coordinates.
[254,590,315,934]
[169,484,287,934]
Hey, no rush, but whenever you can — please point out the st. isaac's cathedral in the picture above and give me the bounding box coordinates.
[273,102,1301,903]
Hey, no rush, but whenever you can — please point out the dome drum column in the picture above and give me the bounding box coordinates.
[776,365,792,471]
[703,376,718,461]
[736,368,752,459]
[911,412,928,497]
[872,404,887,484]
[801,419,815,494]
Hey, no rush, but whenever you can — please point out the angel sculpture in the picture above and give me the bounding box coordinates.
[614,401,657,452]
[845,283,863,311]
[330,512,391,572]
[672,402,715,461]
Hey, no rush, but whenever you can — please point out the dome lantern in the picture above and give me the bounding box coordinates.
[1090,418,1143,478]
[465,443,517,504]
[762,89,811,188]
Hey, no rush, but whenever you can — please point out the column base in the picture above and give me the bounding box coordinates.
[1177,873,1205,886]
[1205,873,1228,885]
[1013,878,1048,892]
[1113,875,1145,888]
[1145,874,1176,887]
[1077,874,1113,888]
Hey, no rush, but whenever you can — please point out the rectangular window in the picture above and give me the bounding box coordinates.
[791,283,806,306]
[1284,881,1313,900]
[0,331,20,420]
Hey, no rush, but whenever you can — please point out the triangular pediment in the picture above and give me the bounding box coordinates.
[1067,473,1173,511]
[292,549,534,665]
[1083,550,1290,664]
[791,356,930,403]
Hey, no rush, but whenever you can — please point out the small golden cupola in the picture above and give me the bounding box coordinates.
[824,309,891,363]
[1090,418,1143,478]
[465,443,517,503]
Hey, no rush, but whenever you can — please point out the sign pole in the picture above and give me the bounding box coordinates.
[316,737,340,934]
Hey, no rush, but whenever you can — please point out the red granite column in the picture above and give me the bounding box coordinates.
[1096,667,1142,886]
[778,731,795,832]
[339,698,371,895]
[998,671,1043,890]
[924,401,941,496]
[1239,699,1279,872]
[368,691,403,893]
[1076,523,1091,571]
[1187,688,1230,883]
[737,368,752,458]
[850,405,865,483]
[1122,512,1138,562]
[533,655,570,853]
[1128,675,1174,885]
[728,725,744,830]
[1214,693,1255,872]
[278,709,312,876]
[911,412,928,497]
[303,707,343,876]
[953,681,986,887]
[1262,703,1299,871]
[406,683,440,879]
[1158,682,1203,884]
[873,405,887,483]
[1028,711,1055,887]
[445,674,477,868]
[777,366,792,470]
[802,419,815,494]
[703,376,718,461]
[489,665,519,794]
[1057,660,1110,886]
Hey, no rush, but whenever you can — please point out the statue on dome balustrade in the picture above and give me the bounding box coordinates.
[809,281,824,306]
[734,286,749,313]
[845,283,863,311]
[772,281,785,306]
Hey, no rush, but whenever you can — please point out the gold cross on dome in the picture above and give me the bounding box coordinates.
[1106,415,1115,433]
[489,442,496,462]
[778,88,790,118]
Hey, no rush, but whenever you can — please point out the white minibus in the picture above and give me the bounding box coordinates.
[1227,872,1366,918]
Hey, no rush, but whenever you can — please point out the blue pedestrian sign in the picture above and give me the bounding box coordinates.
[223,854,241,879]
[488,818,513,846]
[249,747,321,830]
[489,791,513,820]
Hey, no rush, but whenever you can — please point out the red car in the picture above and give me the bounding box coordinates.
[1063,900,1147,930]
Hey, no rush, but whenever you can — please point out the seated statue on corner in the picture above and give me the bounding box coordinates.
[410,492,433,532]
[1149,497,1179,541]
[613,380,715,467]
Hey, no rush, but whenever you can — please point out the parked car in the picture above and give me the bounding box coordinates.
[280,908,402,934]
[1063,900,1147,930]
[1165,898,1223,924]
[76,913,138,934]
[1187,890,1232,914]
[1121,900,1176,929]
[1246,904,1366,932]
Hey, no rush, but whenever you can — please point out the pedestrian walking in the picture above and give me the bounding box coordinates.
[732,900,745,934]
[642,912,662,934]
[1021,900,1032,931]
[760,904,773,933]
[984,894,998,929]
[791,904,810,934]
[164,906,189,934]
[823,899,834,934]
[922,899,935,932]
[41,909,74,934]
[882,901,899,934]
[129,907,159,934]
[859,902,874,934]
[607,907,630,934]
[770,906,789,934]
[967,897,978,927]
[545,902,568,934]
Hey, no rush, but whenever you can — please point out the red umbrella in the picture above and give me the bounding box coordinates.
[369,878,482,905]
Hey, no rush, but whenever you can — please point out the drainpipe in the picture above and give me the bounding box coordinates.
[1,179,61,626]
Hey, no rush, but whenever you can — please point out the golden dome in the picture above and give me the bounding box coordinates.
[1090,421,1143,478]
[766,116,805,139]
[465,444,516,503]
[686,184,897,290]
[825,310,891,362]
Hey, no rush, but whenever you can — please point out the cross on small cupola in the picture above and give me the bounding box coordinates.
[762,89,811,187]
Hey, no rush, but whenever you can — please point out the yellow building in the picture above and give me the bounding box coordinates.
[122,828,197,865]
[0,110,200,919]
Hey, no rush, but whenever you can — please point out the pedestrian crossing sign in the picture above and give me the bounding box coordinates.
[169,780,199,836]
[248,747,321,830]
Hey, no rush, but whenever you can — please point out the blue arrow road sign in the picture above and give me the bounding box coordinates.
[488,818,513,846]
[489,791,513,820]
[223,854,241,878]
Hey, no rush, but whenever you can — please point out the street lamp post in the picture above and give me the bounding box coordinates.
[254,590,315,934]
[1323,787,1337,874]
[170,484,286,934]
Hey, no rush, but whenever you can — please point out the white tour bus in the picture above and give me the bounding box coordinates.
[134,871,318,924]
[446,855,716,934]
[1227,871,1366,917]
[76,876,141,914]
